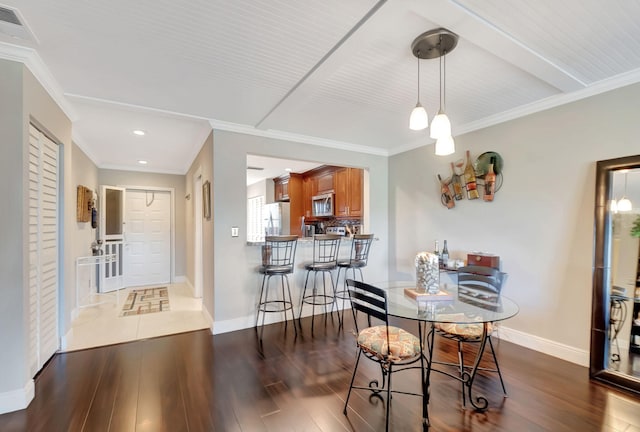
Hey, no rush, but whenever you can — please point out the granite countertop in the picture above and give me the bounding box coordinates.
[247,236,355,246]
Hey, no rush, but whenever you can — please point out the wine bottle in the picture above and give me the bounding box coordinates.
[464,150,479,200]
[437,174,455,209]
[484,156,496,202]
[450,162,464,200]
[441,240,449,267]
[433,240,440,266]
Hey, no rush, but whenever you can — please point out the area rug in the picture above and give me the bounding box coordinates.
[120,287,170,317]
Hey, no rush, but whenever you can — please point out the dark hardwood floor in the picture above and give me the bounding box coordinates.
[2,313,640,431]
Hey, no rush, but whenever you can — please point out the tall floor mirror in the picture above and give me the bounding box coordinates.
[591,155,640,392]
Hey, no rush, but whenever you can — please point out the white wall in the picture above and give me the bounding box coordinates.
[389,82,640,365]
[211,130,388,333]
[185,131,214,323]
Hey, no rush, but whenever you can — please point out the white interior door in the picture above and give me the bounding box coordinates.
[100,185,125,293]
[28,123,59,376]
[124,189,171,287]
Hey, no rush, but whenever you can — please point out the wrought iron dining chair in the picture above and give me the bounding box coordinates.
[343,279,424,432]
[434,265,508,406]
[298,234,341,333]
[333,234,374,326]
[255,235,298,340]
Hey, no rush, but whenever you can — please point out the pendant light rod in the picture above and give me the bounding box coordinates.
[416,52,421,104]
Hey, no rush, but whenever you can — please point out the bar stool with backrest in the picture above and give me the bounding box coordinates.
[434,265,508,406]
[334,234,374,326]
[255,235,298,340]
[298,234,341,333]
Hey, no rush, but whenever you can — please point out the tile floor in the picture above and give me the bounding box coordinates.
[63,282,210,352]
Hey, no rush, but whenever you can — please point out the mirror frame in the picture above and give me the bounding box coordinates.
[591,154,640,393]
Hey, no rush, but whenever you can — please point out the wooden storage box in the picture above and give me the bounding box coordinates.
[467,253,500,269]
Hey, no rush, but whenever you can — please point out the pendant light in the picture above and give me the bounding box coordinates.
[617,171,632,212]
[410,28,458,156]
[409,54,428,130]
[434,135,455,156]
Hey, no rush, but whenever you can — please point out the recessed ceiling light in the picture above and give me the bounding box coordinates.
[285,168,292,172]
[138,160,148,165]
[133,130,146,136]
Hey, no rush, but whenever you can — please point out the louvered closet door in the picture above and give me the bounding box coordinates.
[28,124,59,376]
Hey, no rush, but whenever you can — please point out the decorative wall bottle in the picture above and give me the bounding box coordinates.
[450,162,464,200]
[438,174,455,209]
[483,156,496,202]
[464,150,479,200]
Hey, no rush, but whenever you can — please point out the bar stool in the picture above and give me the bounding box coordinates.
[334,233,374,326]
[255,235,298,340]
[298,234,341,333]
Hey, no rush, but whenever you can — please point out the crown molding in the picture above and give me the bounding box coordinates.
[209,119,389,157]
[455,67,640,139]
[0,41,76,121]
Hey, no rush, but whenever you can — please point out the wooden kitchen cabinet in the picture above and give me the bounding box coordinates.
[303,176,314,218]
[316,169,335,195]
[335,167,363,218]
[274,175,289,202]
[273,173,304,235]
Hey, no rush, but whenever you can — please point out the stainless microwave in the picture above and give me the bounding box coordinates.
[312,193,334,217]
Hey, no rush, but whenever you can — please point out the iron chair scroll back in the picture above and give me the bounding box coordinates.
[343,279,424,432]
[435,264,508,407]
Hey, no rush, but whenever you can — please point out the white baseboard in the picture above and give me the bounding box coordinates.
[0,380,34,415]
[60,327,74,351]
[496,325,589,367]
[202,305,215,334]
[211,306,347,335]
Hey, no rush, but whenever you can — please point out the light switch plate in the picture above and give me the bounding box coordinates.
[231,226,239,237]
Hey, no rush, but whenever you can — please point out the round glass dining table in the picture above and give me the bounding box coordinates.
[372,281,519,429]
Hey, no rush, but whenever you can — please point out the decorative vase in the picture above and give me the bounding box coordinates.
[415,252,440,294]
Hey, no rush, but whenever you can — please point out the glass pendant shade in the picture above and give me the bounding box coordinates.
[610,199,618,213]
[617,197,632,212]
[617,172,633,212]
[434,135,455,156]
[430,110,451,139]
[409,103,429,130]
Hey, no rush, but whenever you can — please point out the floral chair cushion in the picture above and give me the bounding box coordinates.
[357,325,421,362]
[435,322,494,339]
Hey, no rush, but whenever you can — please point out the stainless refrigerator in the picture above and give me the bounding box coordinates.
[263,202,290,236]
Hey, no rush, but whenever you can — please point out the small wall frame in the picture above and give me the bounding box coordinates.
[203,180,211,220]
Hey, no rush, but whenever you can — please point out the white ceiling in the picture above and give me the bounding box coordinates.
[246,155,321,187]
[2,0,640,174]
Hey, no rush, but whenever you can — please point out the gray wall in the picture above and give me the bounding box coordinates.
[0,59,73,402]
[210,130,388,332]
[0,59,27,396]
[99,169,187,277]
[69,143,98,329]
[389,82,640,361]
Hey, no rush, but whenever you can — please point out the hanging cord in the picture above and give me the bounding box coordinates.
[442,46,447,113]
[416,51,422,104]
[146,191,155,207]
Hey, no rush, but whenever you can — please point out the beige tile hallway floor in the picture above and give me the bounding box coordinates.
[63,282,210,352]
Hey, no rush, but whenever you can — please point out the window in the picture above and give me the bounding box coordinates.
[247,195,265,242]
